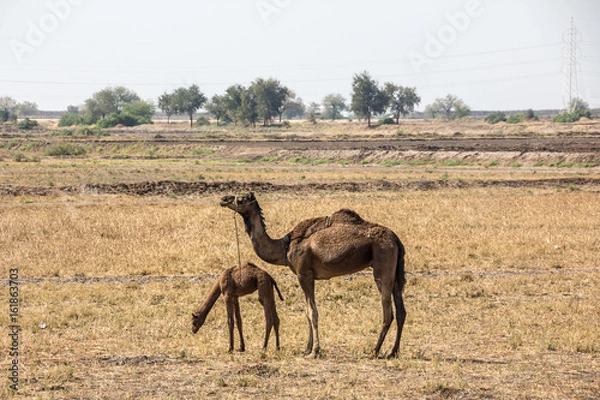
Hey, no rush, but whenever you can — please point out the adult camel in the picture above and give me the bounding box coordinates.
[220,192,406,358]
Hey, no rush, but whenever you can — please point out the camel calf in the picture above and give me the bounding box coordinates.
[191,261,283,352]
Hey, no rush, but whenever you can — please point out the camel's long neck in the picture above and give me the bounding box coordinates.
[195,280,222,318]
[243,211,287,266]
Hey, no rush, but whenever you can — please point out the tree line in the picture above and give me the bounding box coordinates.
[50,72,428,129]
[3,70,592,130]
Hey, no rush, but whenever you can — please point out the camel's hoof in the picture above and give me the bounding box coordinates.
[368,351,379,359]
[304,349,320,359]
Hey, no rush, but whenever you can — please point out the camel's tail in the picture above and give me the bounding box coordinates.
[394,236,406,293]
[389,234,407,357]
[270,277,284,301]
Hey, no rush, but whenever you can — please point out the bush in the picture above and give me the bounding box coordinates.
[377,117,395,125]
[59,114,84,127]
[44,143,87,156]
[507,114,524,124]
[0,110,18,122]
[76,126,108,137]
[524,109,536,120]
[16,118,39,130]
[553,109,592,123]
[485,112,506,124]
[196,116,210,126]
[122,100,155,121]
[51,129,74,137]
[97,112,152,128]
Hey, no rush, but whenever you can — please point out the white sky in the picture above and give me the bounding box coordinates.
[1,0,599,111]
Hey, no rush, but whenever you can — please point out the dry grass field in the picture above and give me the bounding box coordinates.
[1,120,599,399]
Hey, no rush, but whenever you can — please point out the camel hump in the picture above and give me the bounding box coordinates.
[331,209,365,224]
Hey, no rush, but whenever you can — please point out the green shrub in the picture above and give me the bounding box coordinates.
[553,109,592,123]
[507,114,524,124]
[97,112,151,128]
[58,114,84,127]
[16,118,39,130]
[76,126,108,137]
[196,116,210,126]
[377,117,395,125]
[485,112,506,124]
[44,143,87,156]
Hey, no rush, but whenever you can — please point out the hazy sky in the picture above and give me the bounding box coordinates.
[1,0,599,112]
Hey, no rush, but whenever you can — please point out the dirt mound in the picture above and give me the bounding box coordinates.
[2,177,599,198]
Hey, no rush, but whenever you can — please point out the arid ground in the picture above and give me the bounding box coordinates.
[1,119,599,399]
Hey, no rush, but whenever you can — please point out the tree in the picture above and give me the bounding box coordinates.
[250,78,291,125]
[158,92,177,124]
[0,97,17,113]
[322,94,347,121]
[238,89,259,127]
[350,71,388,127]
[173,85,207,128]
[16,101,38,117]
[66,105,79,114]
[282,97,306,120]
[223,84,246,125]
[0,97,18,122]
[275,87,293,122]
[568,97,589,114]
[81,98,103,124]
[92,86,141,118]
[306,101,321,124]
[122,100,155,122]
[384,84,421,124]
[205,95,229,126]
[425,94,470,120]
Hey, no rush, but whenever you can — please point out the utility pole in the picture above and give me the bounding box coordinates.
[563,17,580,112]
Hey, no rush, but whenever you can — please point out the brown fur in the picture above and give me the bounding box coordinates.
[191,261,283,353]
[220,192,406,358]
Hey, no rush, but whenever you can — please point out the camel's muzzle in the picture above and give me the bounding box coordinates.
[220,195,236,207]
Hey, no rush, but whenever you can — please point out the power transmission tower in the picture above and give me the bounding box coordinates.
[562,17,580,112]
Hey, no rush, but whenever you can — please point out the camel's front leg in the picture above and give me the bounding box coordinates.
[233,297,245,352]
[225,295,236,353]
[298,274,319,357]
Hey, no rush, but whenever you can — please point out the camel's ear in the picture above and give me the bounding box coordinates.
[249,191,255,199]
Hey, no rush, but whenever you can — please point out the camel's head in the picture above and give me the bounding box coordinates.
[220,191,257,215]
[191,312,206,334]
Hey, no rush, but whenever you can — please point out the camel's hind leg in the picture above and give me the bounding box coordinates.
[370,261,396,358]
[258,287,273,351]
[259,289,281,351]
[389,284,406,358]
